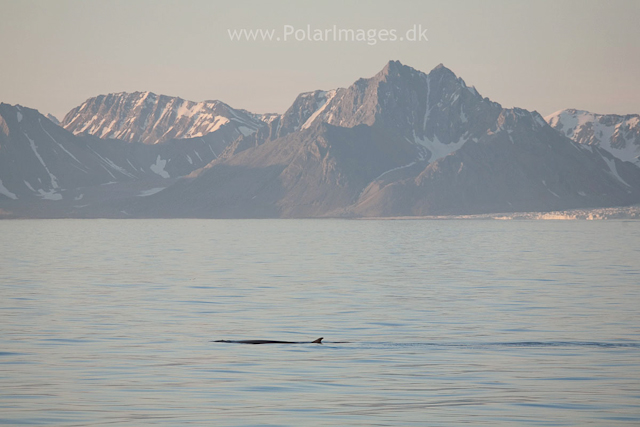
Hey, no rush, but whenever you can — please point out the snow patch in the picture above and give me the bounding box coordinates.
[138,187,166,197]
[238,125,254,136]
[413,131,467,163]
[150,155,170,178]
[88,147,135,178]
[373,161,416,182]
[301,90,337,130]
[25,133,59,189]
[209,116,231,132]
[547,188,560,198]
[38,189,62,200]
[260,113,281,124]
[99,164,117,180]
[184,116,230,138]
[460,109,468,124]
[542,180,560,198]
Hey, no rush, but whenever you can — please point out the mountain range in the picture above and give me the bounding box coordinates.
[1,61,639,218]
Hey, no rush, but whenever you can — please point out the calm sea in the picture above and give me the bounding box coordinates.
[1,219,639,426]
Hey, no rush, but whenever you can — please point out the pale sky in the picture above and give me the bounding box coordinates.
[1,0,639,120]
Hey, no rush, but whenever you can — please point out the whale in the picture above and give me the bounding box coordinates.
[214,337,323,344]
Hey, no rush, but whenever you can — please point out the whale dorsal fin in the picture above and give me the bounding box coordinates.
[312,337,323,344]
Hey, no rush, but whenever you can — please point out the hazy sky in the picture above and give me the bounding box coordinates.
[1,0,639,120]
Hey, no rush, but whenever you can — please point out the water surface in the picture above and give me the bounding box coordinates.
[1,219,639,425]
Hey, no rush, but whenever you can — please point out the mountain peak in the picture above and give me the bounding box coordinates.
[381,61,455,76]
[383,59,404,71]
[378,61,461,86]
[274,59,502,148]
[379,60,422,78]
[429,63,456,77]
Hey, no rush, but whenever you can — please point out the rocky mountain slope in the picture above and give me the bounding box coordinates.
[545,109,640,167]
[2,61,640,218]
[133,61,640,218]
[0,102,252,216]
[0,103,143,202]
[61,91,266,145]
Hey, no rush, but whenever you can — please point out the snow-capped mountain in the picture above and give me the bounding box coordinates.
[308,60,503,162]
[249,61,502,164]
[3,61,640,218]
[134,61,640,218]
[545,109,640,167]
[0,102,254,216]
[353,106,640,217]
[61,91,265,145]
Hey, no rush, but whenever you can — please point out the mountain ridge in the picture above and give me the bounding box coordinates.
[129,61,640,218]
[61,91,267,145]
[2,60,640,218]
